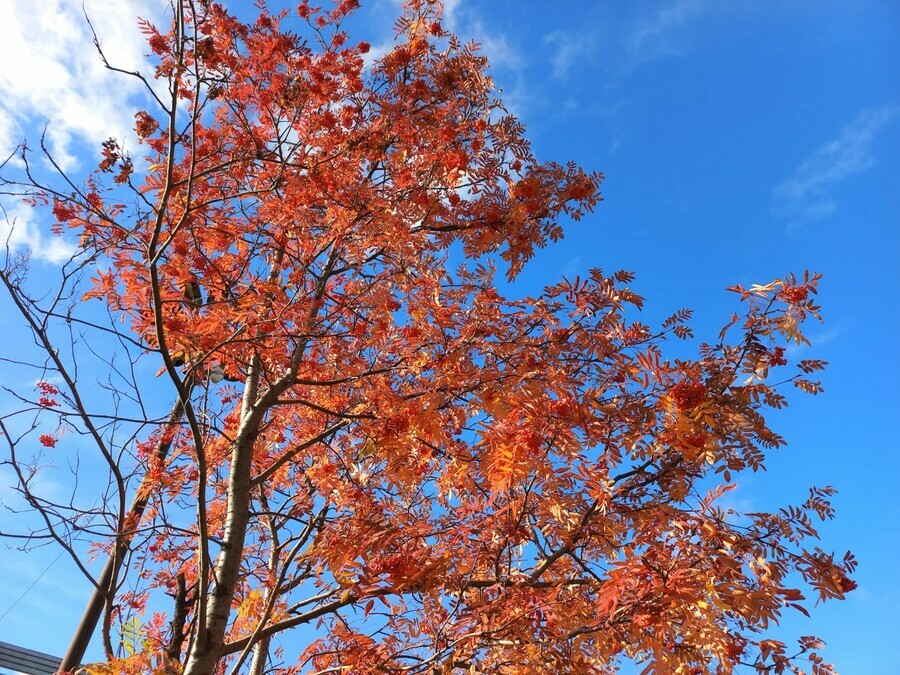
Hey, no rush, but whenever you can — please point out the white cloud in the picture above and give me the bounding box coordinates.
[774,104,899,225]
[0,108,23,164]
[0,0,167,264]
[1,202,76,264]
[0,0,167,170]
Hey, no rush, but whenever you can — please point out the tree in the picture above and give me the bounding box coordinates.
[0,1,855,673]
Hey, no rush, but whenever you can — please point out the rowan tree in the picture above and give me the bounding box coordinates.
[0,1,855,674]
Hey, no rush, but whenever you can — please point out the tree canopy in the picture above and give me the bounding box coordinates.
[0,1,854,673]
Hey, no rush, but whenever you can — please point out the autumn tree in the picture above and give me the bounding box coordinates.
[0,1,855,673]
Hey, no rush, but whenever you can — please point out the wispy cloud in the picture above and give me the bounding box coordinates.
[439,0,462,30]
[774,104,899,225]
[561,256,584,279]
[539,1,705,144]
[785,318,852,355]
[366,0,523,105]
[438,4,528,116]
[543,1,706,81]
[543,29,597,81]
[371,0,516,68]
[627,0,704,71]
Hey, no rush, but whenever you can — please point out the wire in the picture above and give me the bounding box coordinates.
[0,550,64,624]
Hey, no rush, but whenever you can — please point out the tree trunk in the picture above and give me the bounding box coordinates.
[249,636,270,675]
[183,371,262,675]
[182,432,256,674]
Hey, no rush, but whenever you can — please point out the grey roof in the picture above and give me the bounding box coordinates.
[0,642,64,675]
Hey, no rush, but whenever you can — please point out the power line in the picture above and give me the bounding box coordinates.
[0,550,64,624]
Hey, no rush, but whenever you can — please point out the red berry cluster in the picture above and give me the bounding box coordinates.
[36,381,60,408]
[779,286,809,304]
[670,380,707,412]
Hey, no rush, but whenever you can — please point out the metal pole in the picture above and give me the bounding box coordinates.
[59,387,192,672]
[58,554,117,672]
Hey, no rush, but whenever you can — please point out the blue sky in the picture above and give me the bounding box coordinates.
[0,0,897,672]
